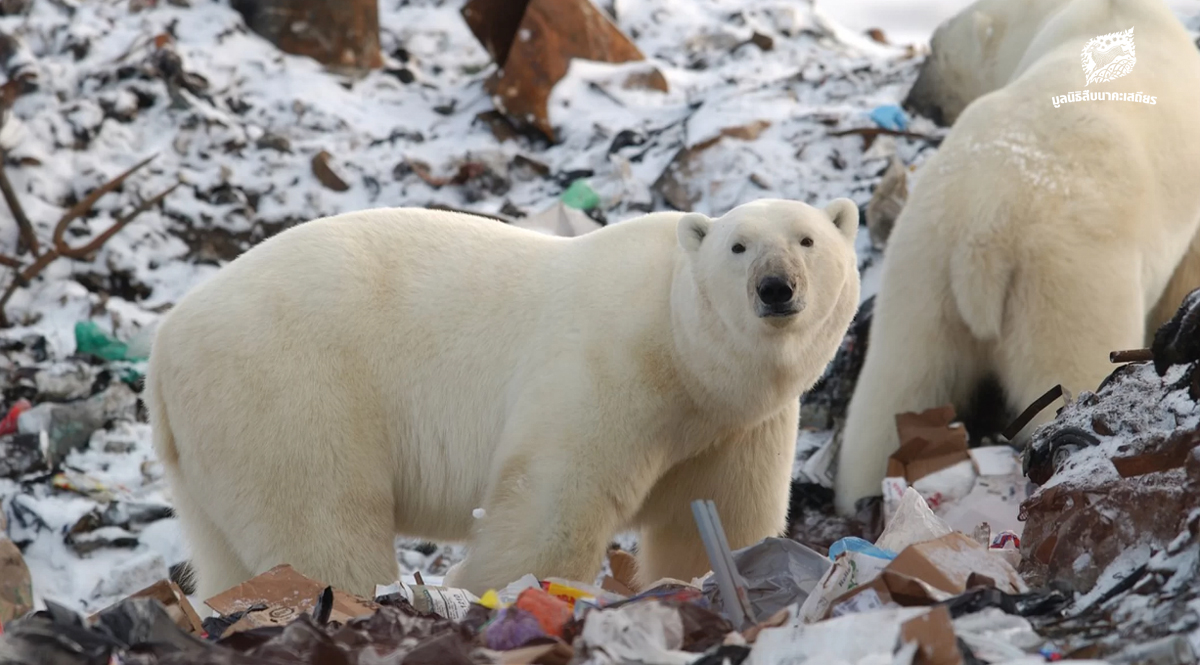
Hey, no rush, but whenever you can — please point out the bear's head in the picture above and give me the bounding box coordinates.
[905,6,1003,126]
[676,198,860,337]
[904,0,1066,126]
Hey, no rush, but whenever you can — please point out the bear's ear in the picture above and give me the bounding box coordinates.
[677,213,712,253]
[824,198,859,242]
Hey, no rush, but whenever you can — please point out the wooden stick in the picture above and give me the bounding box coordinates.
[1002,384,1064,442]
[52,154,158,253]
[58,181,180,260]
[828,126,942,144]
[0,150,40,257]
[1109,348,1154,364]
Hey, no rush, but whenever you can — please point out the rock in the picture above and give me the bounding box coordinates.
[0,537,32,626]
[311,150,350,192]
[255,132,291,153]
[462,0,667,141]
[865,156,908,249]
[229,0,383,72]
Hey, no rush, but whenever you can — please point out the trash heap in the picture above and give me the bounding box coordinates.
[8,294,1194,661]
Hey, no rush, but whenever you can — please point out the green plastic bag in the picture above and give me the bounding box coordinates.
[75,321,146,362]
[560,179,600,211]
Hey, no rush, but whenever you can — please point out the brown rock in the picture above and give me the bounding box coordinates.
[1018,471,1198,592]
[462,0,667,141]
[230,0,382,72]
[0,538,32,625]
[311,150,350,192]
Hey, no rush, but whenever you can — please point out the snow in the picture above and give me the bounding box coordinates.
[1029,362,1200,492]
[0,0,1196,618]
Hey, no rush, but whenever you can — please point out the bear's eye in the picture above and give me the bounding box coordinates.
[800,237,814,247]
[732,243,746,254]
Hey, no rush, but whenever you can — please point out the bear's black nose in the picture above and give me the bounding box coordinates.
[757,276,794,305]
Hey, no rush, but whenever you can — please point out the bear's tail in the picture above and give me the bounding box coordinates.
[144,344,179,467]
[949,236,1015,342]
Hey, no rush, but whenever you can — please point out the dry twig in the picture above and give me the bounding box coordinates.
[0,153,179,326]
[1109,348,1155,364]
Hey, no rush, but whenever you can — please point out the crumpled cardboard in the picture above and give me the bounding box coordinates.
[886,532,1027,596]
[887,406,971,483]
[0,537,33,627]
[823,530,1027,622]
[90,579,203,635]
[825,570,951,619]
[204,564,377,633]
[883,405,975,524]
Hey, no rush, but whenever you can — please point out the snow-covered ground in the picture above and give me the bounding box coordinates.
[0,0,1197,616]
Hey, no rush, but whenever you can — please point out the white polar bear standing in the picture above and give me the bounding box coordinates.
[146,199,861,601]
[835,0,1200,516]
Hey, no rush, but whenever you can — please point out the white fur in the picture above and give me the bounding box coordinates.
[836,0,1200,516]
[146,199,861,600]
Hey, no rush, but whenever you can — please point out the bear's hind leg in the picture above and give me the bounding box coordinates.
[835,273,987,516]
[166,479,254,612]
[996,258,1145,443]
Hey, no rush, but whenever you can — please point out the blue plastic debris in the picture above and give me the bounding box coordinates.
[827,536,898,561]
[869,104,909,132]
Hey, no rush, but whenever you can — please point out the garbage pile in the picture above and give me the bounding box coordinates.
[10,342,1198,664]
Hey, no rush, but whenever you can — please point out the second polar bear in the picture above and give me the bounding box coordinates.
[835,0,1200,515]
[146,199,861,601]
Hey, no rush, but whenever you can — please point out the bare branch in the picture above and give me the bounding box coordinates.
[0,153,177,328]
[52,154,158,253]
[0,150,39,257]
[58,181,181,260]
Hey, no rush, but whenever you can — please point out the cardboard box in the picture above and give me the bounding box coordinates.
[900,606,963,665]
[886,532,1027,595]
[204,564,377,633]
[89,579,203,635]
[826,570,950,619]
[887,406,971,484]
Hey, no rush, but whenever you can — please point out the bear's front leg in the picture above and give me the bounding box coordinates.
[445,442,666,595]
[633,401,797,588]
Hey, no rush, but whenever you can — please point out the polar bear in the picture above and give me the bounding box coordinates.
[835,0,1200,516]
[146,199,861,601]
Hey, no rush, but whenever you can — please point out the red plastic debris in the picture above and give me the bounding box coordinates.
[0,400,31,436]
